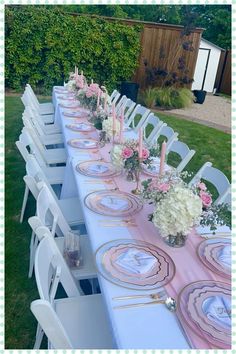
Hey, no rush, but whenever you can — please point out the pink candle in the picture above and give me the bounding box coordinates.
[112,103,116,132]
[97,89,100,108]
[159,140,167,176]
[138,128,143,159]
[104,92,107,112]
[119,108,124,144]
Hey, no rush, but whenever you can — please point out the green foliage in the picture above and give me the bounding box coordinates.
[5,6,141,93]
[155,87,195,109]
[139,87,158,108]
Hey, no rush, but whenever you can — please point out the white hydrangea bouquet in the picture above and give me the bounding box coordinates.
[102,116,121,140]
[141,172,231,247]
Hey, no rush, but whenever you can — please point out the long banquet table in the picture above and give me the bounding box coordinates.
[52,87,231,349]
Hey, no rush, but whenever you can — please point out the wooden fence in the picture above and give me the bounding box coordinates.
[214,50,231,96]
[70,14,204,89]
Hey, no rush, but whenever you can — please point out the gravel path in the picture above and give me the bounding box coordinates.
[159,94,231,133]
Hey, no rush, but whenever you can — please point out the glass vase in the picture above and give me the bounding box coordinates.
[164,233,187,248]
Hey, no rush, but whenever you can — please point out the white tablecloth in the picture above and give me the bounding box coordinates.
[53,87,190,349]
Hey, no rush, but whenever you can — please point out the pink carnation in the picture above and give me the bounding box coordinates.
[142,148,150,159]
[198,182,207,191]
[200,191,212,208]
[121,147,134,159]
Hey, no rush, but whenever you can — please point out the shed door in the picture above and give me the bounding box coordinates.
[192,48,210,91]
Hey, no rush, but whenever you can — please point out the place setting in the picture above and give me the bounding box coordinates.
[67,138,101,149]
[84,189,143,217]
[197,237,231,278]
[65,122,96,133]
[95,239,176,290]
[76,160,121,178]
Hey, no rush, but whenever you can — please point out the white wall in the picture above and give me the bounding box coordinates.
[192,39,221,92]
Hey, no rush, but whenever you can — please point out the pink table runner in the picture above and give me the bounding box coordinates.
[63,106,231,349]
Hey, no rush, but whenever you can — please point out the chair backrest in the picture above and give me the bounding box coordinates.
[188,162,231,204]
[25,154,58,199]
[26,84,40,107]
[219,186,231,207]
[125,104,150,132]
[123,99,136,121]
[155,125,179,151]
[167,140,196,172]
[16,130,46,167]
[31,299,73,349]
[37,183,70,237]
[142,113,165,145]
[115,95,128,116]
[23,107,45,136]
[110,90,120,105]
[35,231,80,300]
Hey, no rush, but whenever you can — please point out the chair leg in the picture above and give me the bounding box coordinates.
[28,231,38,278]
[20,185,29,223]
[33,323,44,349]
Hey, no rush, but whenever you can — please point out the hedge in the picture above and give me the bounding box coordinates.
[5,6,142,94]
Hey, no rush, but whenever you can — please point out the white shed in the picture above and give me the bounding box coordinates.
[192,38,224,93]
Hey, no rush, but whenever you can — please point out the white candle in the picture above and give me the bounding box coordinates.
[138,128,143,159]
[119,108,124,144]
[91,79,93,84]
[159,140,167,176]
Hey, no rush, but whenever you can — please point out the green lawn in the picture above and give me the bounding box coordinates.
[5,95,231,349]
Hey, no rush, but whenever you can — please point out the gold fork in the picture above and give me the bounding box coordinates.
[113,290,166,301]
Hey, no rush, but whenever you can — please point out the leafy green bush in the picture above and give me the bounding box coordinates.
[5,6,141,94]
[155,87,195,109]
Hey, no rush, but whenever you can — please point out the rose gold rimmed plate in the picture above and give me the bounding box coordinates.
[66,123,95,133]
[188,285,231,338]
[84,190,143,217]
[142,160,172,177]
[60,103,80,109]
[67,138,100,149]
[76,160,121,178]
[197,238,231,278]
[178,280,231,349]
[95,239,175,290]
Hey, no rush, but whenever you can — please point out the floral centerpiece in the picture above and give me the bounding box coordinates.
[141,172,231,247]
[102,116,121,141]
[77,83,106,112]
[111,139,159,181]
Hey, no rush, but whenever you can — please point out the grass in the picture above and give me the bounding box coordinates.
[5,95,231,349]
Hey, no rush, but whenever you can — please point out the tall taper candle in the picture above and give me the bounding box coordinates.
[91,79,93,84]
[119,108,124,144]
[138,128,143,159]
[159,140,166,176]
[112,103,116,131]
[97,89,100,108]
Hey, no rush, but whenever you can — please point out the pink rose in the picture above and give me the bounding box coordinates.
[75,76,84,89]
[157,183,170,193]
[200,191,212,208]
[121,147,134,159]
[198,181,207,191]
[89,83,100,95]
[86,90,93,98]
[142,148,150,159]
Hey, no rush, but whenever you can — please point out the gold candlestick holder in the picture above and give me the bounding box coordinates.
[131,158,143,195]
[112,129,116,144]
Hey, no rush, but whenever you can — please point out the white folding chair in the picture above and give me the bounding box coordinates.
[22,114,63,147]
[21,87,54,124]
[154,125,179,151]
[26,84,54,115]
[27,181,89,279]
[142,113,165,146]
[21,127,67,165]
[31,236,111,349]
[115,95,128,116]
[23,106,61,135]
[188,162,231,205]
[167,140,196,172]
[123,98,136,121]
[110,89,120,105]
[125,104,150,132]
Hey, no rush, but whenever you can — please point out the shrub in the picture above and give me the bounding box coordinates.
[139,87,158,108]
[155,87,195,109]
[5,6,141,94]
